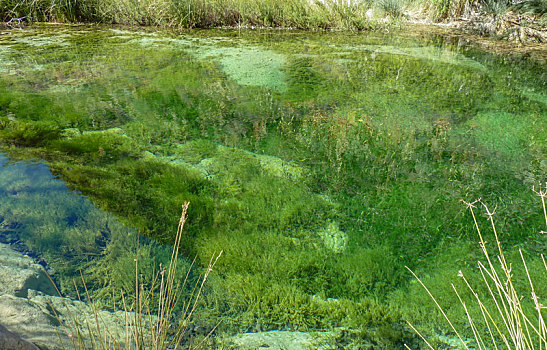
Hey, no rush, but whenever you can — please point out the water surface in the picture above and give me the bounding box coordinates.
[0,24,545,348]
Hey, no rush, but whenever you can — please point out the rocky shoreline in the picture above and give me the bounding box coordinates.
[0,242,376,350]
[0,242,131,349]
[0,242,66,349]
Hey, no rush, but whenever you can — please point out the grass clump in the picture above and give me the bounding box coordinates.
[57,203,221,350]
[406,186,547,349]
[0,0,379,30]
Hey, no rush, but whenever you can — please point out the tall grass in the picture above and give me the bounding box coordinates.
[377,0,405,18]
[52,202,222,350]
[406,184,547,350]
[2,0,539,27]
[0,0,378,29]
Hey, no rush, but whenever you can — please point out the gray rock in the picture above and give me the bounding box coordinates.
[227,328,380,350]
[231,331,315,350]
[0,243,138,350]
[0,294,67,349]
[0,291,143,350]
[0,324,39,350]
[0,244,56,297]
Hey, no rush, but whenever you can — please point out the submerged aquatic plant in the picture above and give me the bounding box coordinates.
[406,185,547,349]
[53,202,222,350]
[1,25,546,344]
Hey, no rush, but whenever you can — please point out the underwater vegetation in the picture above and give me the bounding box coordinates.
[0,153,198,306]
[407,195,547,349]
[0,26,546,348]
[57,203,221,350]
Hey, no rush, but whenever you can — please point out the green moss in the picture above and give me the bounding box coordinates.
[53,128,137,160]
[0,118,61,146]
[50,158,215,244]
[173,139,219,164]
[202,273,401,332]
[469,112,528,156]
[285,57,323,101]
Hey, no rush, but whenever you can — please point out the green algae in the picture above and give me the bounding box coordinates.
[197,46,286,91]
[163,142,308,183]
[318,221,348,253]
[0,25,545,348]
[256,153,307,182]
[134,35,287,90]
[0,45,15,74]
[520,86,547,106]
[14,33,72,47]
[344,43,488,71]
[469,112,528,156]
[108,28,287,90]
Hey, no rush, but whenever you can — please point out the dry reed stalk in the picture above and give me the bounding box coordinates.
[48,202,221,350]
[406,185,547,350]
[122,201,222,350]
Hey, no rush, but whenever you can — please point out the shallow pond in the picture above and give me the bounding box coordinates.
[0,24,546,348]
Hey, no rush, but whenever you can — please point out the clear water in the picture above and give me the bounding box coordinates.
[0,152,183,303]
[0,24,546,348]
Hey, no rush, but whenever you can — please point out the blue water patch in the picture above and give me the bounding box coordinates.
[0,153,68,198]
[0,152,177,298]
[0,152,126,251]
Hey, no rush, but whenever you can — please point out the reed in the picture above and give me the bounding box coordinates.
[3,0,540,28]
[406,184,547,350]
[52,202,222,350]
[0,0,377,29]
